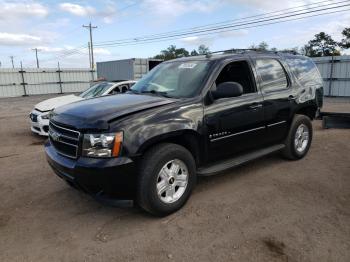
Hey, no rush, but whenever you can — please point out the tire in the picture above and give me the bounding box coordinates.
[136,143,196,216]
[282,114,313,160]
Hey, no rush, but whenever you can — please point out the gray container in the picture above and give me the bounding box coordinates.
[97,58,163,81]
[313,55,350,97]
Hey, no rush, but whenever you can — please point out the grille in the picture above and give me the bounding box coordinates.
[49,121,80,159]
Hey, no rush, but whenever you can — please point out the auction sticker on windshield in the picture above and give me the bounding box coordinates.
[179,63,197,69]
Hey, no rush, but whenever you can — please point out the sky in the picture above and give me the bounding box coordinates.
[0,0,349,68]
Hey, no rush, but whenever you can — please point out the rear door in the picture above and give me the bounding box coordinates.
[253,57,294,145]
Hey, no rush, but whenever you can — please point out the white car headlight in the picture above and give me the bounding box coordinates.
[82,132,123,158]
[41,111,52,120]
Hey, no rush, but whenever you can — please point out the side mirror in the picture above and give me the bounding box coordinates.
[211,82,243,99]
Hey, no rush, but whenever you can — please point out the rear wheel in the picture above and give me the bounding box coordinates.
[282,114,313,160]
[137,143,196,216]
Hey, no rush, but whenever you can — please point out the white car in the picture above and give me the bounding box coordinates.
[29,80,136,136]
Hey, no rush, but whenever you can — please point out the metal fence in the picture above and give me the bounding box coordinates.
[0,68,96,97]
[1,56,349,98]
[313,55,350,97]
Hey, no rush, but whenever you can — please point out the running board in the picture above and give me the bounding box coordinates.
[197,144,285,176]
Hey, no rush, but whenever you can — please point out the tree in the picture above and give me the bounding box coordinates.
[307,32,339,56]
[190,49,199,56]
[258,41,269,50]
[190,45,210,56]
[198,44,210,54]
[339,27,350,49]
[154,45,190,60]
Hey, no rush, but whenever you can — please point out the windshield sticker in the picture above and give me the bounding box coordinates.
[179,63,197,69]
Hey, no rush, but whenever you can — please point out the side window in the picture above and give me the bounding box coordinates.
[255,59,288,92]
[285,57,322,86]
[214,60,256,94]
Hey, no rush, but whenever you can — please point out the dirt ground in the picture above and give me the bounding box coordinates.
[0,94,349,262]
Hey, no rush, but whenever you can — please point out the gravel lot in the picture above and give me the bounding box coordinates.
[0,94,349,262]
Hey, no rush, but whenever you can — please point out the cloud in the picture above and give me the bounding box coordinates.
[142,0,217,18]
[269,12,350,48]
[225,0,324,11]
[59,2,118,24]
[180,36,214,46]
[179,30,248,46]
[0,32,41,46]
[0,1,48,20]
[59,3,96,16]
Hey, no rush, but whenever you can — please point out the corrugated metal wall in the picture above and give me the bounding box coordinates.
[133,58,148,80]
[97,59,134,81]
[313,56,350,97]
[97,58,163,81]
[0,68,96,97]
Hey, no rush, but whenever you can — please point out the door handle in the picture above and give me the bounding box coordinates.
[249,103,263,109]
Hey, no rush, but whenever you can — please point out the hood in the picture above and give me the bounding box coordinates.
[35,94,83,112]
[51,94,176,130]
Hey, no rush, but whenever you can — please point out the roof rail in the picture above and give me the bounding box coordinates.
[204,48,299,58]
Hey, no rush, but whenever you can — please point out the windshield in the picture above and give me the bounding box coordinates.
[129,60,213,98]
[79,82,114,98]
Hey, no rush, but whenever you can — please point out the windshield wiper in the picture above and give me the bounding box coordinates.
[140,90,171,98]
[127,89,140,94]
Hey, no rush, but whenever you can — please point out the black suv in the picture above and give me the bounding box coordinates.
[45,51,323,216]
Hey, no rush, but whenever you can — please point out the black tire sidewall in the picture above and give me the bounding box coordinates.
[138,144,196,216]
[289,116,313,159]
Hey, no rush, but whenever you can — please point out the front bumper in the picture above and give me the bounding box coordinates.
[45,140,137,204]
[30,110,50,136]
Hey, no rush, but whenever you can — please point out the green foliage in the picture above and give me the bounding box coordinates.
[339,28,350,49]
[154,45,211,60]
[307,32,339,57]
[198,44,210,54]
[153,45,190,60]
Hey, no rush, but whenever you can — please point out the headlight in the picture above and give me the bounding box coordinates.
[41,112,51,119]
[82,132,123,158]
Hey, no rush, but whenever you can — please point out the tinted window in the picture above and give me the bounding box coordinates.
[285,57,322,86]
[256,59,288,92]
[215,60,256,94]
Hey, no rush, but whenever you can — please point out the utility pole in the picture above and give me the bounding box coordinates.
[9,56,14,68]
[88,42,92,68]
[32,48,41,68]
[83,22,97,69]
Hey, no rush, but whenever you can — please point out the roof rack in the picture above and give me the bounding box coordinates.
[204,48,299,58]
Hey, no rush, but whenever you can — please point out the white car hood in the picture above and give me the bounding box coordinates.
[34,94,83,112]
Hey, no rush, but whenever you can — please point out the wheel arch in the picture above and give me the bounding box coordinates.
[294,104,318,120]
[137,130,204,166]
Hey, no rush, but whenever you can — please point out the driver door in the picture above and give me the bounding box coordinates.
[204,60,265,162]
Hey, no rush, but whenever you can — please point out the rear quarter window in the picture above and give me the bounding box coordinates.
[255,59,288,92]
[285,57,323,86]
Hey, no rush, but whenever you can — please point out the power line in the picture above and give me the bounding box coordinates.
[94,2,350,47]
[39,0,350,63]
[95,0,346,45]
[83,22,97,69]
[86,8,349,49]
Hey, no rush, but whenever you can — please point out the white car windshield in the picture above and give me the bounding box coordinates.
[79,82,114,98]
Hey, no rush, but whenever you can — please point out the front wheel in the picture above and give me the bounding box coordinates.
[282,114,313,160]
[137,143,196,216]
